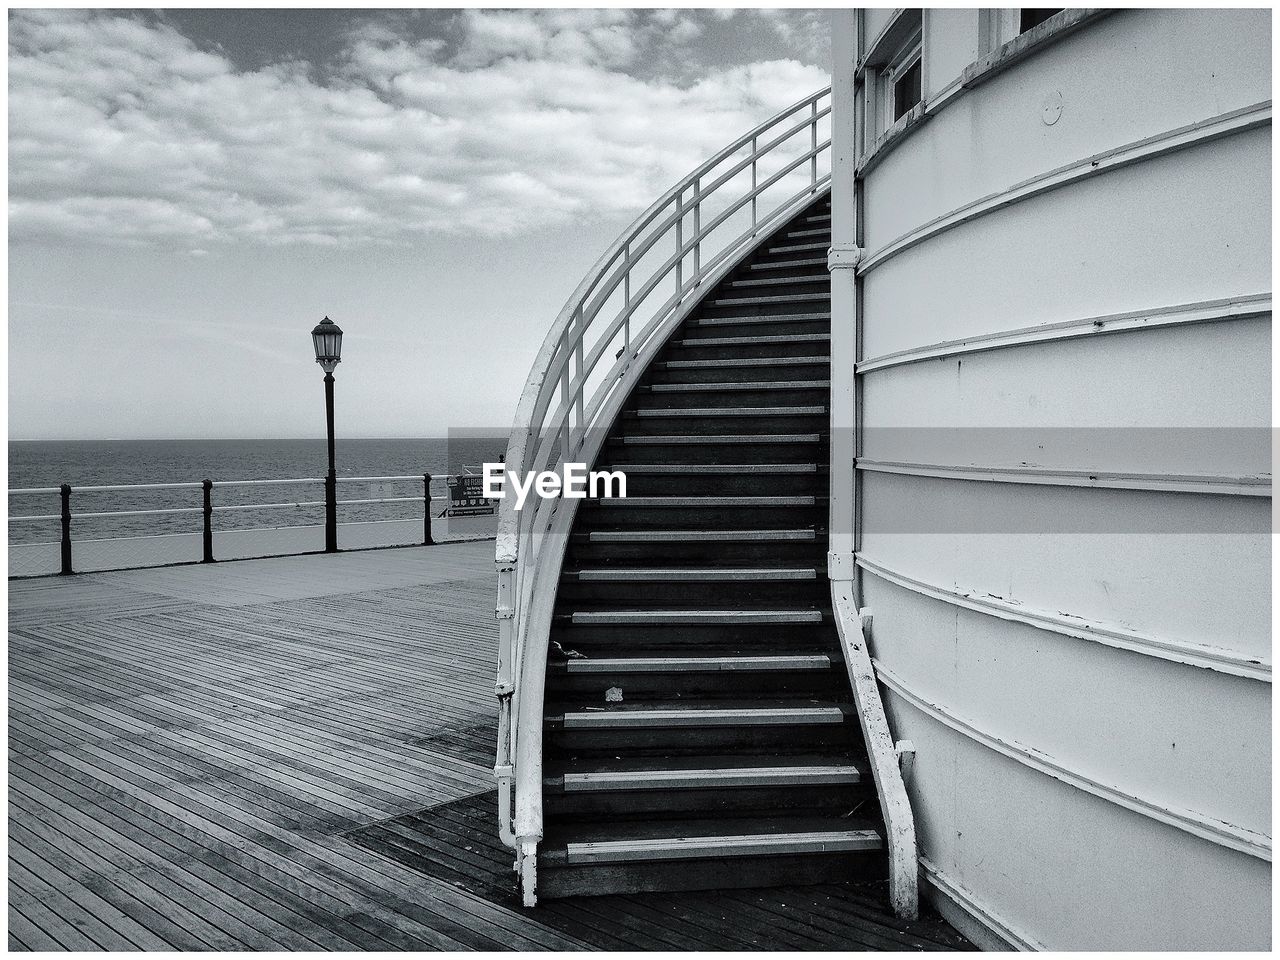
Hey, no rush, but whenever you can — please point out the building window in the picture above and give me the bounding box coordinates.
[1019,9,1063,33]
[885,37,926,126]
[891,56,922,121]
[860,9,924,144]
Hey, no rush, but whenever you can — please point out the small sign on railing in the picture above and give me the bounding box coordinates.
[446,475,497,517]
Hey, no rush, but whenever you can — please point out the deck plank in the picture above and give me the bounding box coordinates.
[9,542,971,951]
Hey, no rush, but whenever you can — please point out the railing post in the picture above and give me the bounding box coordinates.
[693,177,701,279]
[623,243,632,354]
[423,473,435,546]
[560,365,570,462]
[573,307,583,444]
[59,483,73,576]
[202,479,214,563]
[811,98,819,186]
[675,191,684,292]
[751,135,758,230]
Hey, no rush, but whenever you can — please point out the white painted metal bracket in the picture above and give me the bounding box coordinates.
[827,550,856,581]
[896,740,916,784]
[827,242,862,271]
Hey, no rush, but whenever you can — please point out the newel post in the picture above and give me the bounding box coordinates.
[202,479,214,563]
[423,473,435,546]
[59,483,73,576]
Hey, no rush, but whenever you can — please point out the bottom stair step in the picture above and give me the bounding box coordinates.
[538,816,886,898]
[564,829,881,864]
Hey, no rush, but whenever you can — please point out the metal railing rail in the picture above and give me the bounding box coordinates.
[493,85,834,904]
[9,472,478,573]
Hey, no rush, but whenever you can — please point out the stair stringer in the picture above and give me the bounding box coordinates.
[508,182,834,907]
[831,587,919,920]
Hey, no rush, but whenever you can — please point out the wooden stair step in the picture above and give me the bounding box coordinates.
[729,275,826,288]
[674,333,829,347]
[633,406,826,417]
[647,380,829,392]
[619,434,821,444]
[787,227,830,238]
[660,357,828,369]
[749,258,827,270]
[562,654,833,674]
[607,463,817,473]
[569,609,823,625]
[687,313,829,326]
[585,529,817,542]
[767,241,828,253]
[711,293,830,307]
[594,495,816,507]
[556,762,862,793]
[563,829,880,864]
[570,568,817,582]
[804,212,832,223]
[557,704,848,729]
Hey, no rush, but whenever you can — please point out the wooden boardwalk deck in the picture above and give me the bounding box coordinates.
[8,543,971,951]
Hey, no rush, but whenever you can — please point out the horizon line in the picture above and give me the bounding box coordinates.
[9,434,511,443]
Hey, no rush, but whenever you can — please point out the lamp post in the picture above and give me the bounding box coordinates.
[311,316,343,553]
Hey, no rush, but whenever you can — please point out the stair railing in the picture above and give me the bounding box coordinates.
[494,86,833,904]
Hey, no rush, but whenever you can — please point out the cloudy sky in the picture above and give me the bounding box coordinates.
[9,7,830,440]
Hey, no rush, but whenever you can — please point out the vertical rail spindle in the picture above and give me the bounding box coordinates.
[573,307,583,449]
[675,192,684,293]
[811,99,819,185]
[751,136,758,230]
[693,178,701,279]
[59,483,73,575]
[561,361,570,462]
[623,243,631,354]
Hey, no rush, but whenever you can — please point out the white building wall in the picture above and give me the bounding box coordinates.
[834,7,1271,949]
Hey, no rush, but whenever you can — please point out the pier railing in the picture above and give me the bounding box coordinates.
[9,473,492,578]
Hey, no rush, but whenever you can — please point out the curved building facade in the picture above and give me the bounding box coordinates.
[829,8,1271,950]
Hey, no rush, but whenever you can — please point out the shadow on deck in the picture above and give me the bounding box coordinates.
[8,542,971,950]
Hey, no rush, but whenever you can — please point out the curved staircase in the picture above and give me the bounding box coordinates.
[494,87,916,911]
[538,194,887,896]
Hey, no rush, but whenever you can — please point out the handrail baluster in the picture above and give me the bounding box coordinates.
[623,242,632,353]
[674,191,684,294]
[693,178,701,278]
[811,99,819,184]
[751,135,759,229]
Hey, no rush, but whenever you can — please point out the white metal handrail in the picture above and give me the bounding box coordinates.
[493,85,833,904]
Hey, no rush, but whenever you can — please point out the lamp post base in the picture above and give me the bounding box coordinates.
[324,470,337,553]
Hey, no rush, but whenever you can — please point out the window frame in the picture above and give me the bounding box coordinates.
[880,31,923,134]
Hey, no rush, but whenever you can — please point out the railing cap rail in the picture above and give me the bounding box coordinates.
[11,473,463,497]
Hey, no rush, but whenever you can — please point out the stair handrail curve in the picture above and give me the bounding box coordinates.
[494,85,833,902]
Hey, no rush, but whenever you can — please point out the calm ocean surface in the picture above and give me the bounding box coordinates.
[9,438,505,544]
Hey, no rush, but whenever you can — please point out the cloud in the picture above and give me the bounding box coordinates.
[8,9,828,248]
